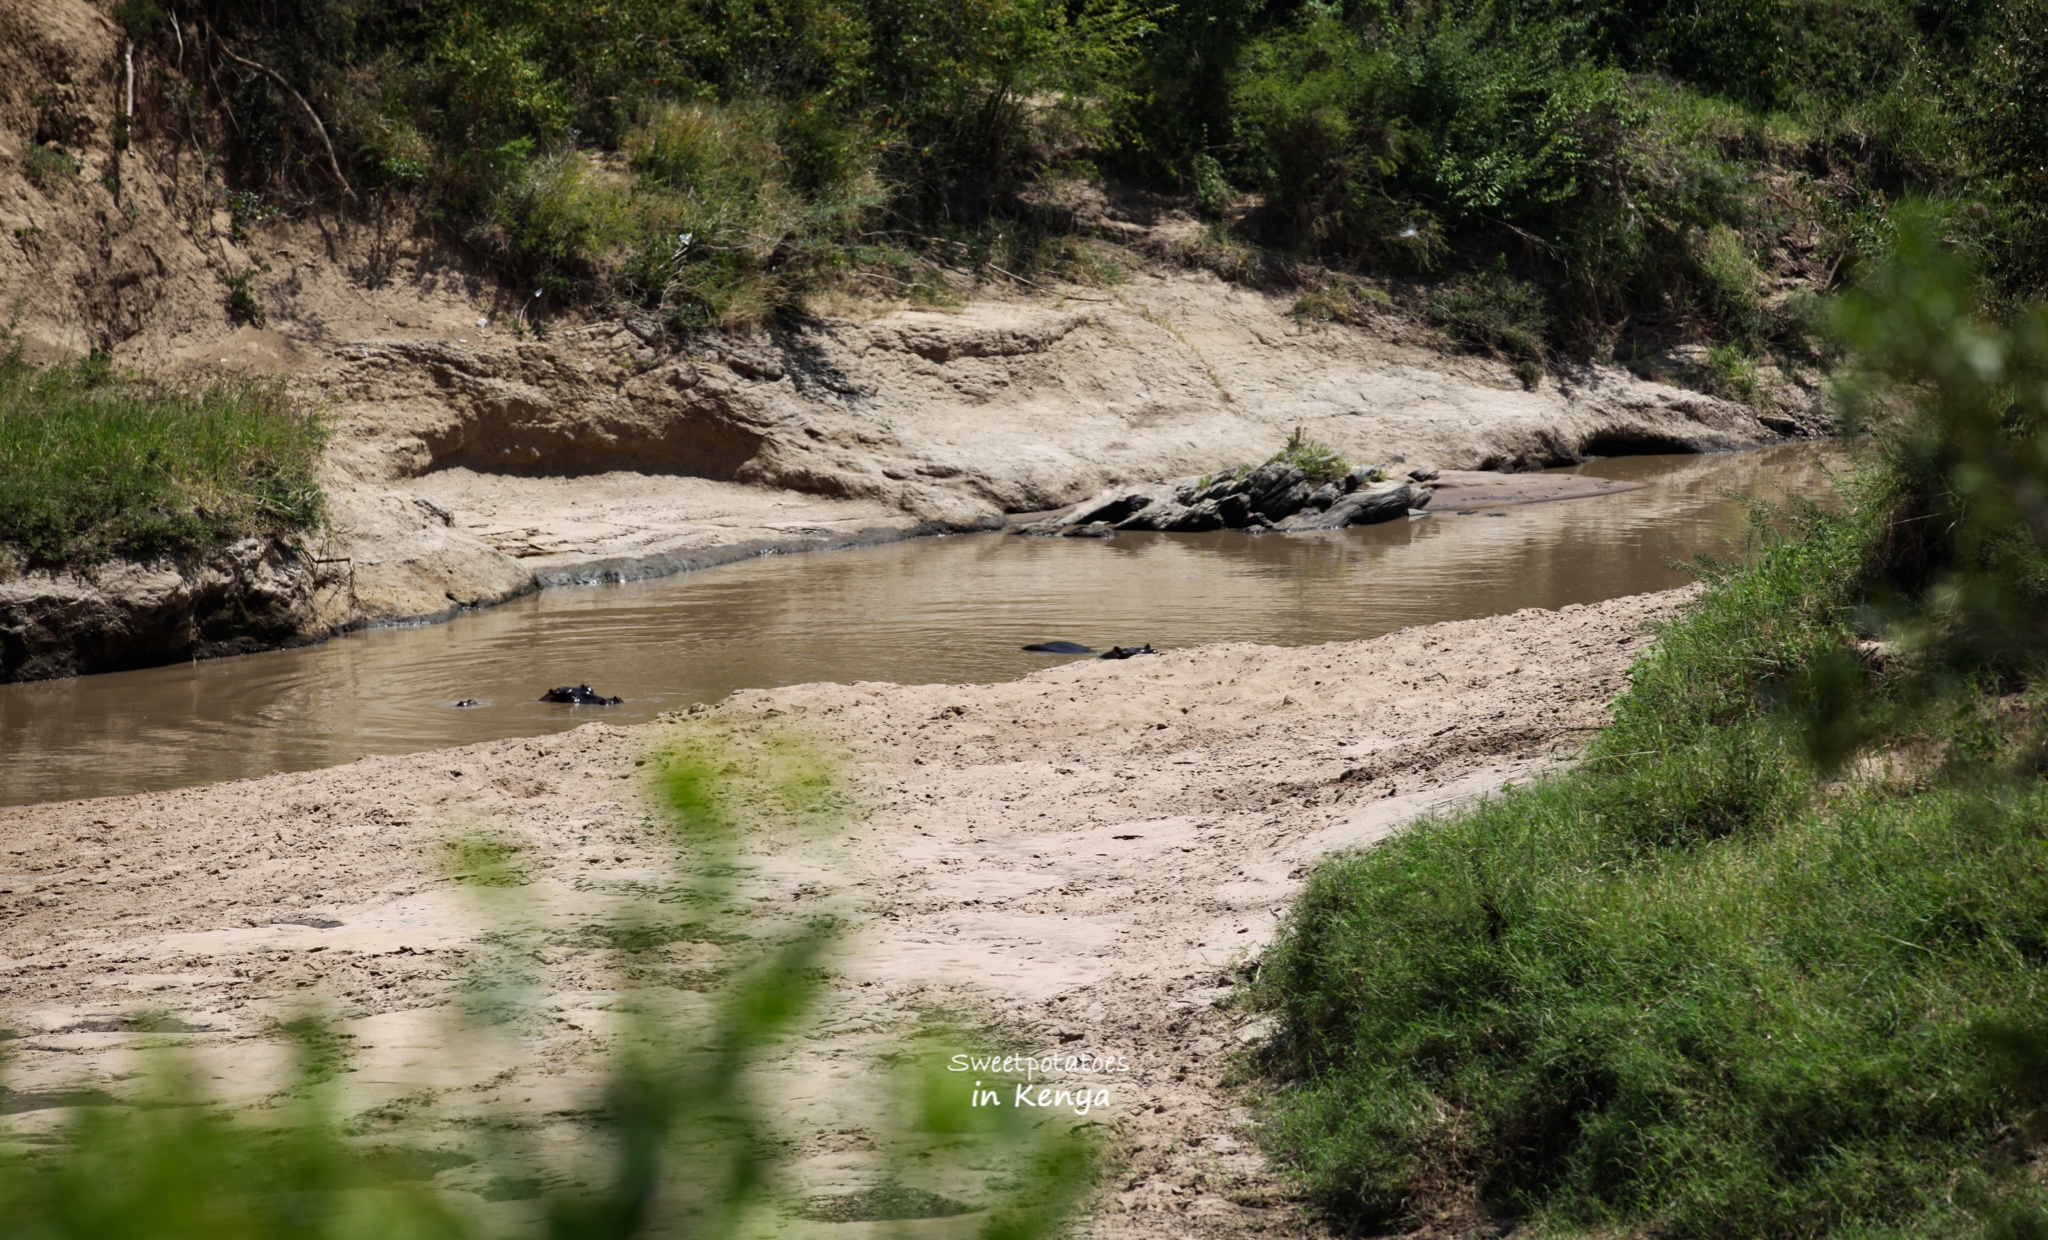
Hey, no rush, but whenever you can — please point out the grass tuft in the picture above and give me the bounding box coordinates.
[0,342,324,572]
[1267,427,1350,483]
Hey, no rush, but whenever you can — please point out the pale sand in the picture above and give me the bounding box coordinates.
[0,588,1690,1235]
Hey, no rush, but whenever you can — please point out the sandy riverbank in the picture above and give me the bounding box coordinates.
[0,588,1687,1234]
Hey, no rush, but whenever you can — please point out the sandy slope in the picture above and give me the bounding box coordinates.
[0,588,1687,1234]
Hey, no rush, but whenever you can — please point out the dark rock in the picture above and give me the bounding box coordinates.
[1279,480,1415,530]
[1245,462,1309,518]
[540,685,624,705]
[1199,474,1248,503]
[1116,502,1186,531]
[1099,643,1159,660]
[1217,492,1255,526]
[1408,465,1441,482]
[1306,483,1341,511]
[1069,492,1155,526]
[1062,522,1118,538]
[0,538,322,683]
[453,699,482,708]
[1022,641,1095,654]
[1167,499,1227,532]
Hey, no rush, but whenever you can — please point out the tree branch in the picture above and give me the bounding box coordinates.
[210,31,355,200]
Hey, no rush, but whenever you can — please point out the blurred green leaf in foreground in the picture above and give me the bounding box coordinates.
[0,725,1095,1239]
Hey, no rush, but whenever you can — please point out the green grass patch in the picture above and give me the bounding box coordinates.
[1249,223,2048,1232]
[1251,499,2048,1235]
[0,345,324,572]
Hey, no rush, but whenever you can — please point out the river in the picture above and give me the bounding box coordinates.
[0,441,1844,806]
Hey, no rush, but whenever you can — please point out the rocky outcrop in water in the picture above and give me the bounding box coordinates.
[1019,461,1432,537]
[0,540,336,683]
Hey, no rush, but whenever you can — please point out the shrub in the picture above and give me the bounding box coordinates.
[1293,276,1390,326]
[1706,343,1759,400]
[1426,267,1550,388]
[220,271,265,326]
[133,0,2048,356]
[1691,223,1767,343]
[23,144,78,190]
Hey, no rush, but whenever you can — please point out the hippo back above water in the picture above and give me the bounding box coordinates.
[540,685,624,705]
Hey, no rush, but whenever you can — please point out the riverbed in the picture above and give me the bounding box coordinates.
[0,442,1842,806]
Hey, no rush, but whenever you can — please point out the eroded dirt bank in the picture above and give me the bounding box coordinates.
[301,278,1812,630]
[0,589,1685,1235]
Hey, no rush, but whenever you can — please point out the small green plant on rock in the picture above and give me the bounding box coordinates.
[1706,343,1760,401]
[1269,426,1350,482]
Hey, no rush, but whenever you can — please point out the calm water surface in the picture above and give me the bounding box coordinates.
[0,442,1846,806]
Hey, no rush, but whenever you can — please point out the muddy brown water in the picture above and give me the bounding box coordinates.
[1,442,1844,807]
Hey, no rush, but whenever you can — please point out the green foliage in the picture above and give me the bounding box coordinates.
[221,271,265,326]
[1427,266,1550,387]
[170,0,1151,323]
[1292,274,1389,325]
[23,145,79,190]
[1963,0,2048,297]
[0,343,325,571]
[0,728,1097,1238]
[150,0,2048,363]
[1248,226,2048,1235]
[1690,223,1766,343]
[1818,206,2048,759]
[1267,426,1349,482]
[1257,752,2048,1235]
[1190,152,1231,218]
[112,0,167,40]
[1705,343,1760,400]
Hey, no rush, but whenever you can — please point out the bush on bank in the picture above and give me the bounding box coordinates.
[1249,219,2048,1235]
[0,344,325,573]
[110,0,2048,365]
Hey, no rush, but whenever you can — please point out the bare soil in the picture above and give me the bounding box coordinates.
[0,589,1687,1235]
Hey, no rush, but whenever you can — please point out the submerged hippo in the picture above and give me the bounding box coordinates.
[540,685,624,705]
[1099,644,1159,660]
[1022,640,1096,654]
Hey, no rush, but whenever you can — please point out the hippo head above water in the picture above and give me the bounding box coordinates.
[540,685,624,705]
